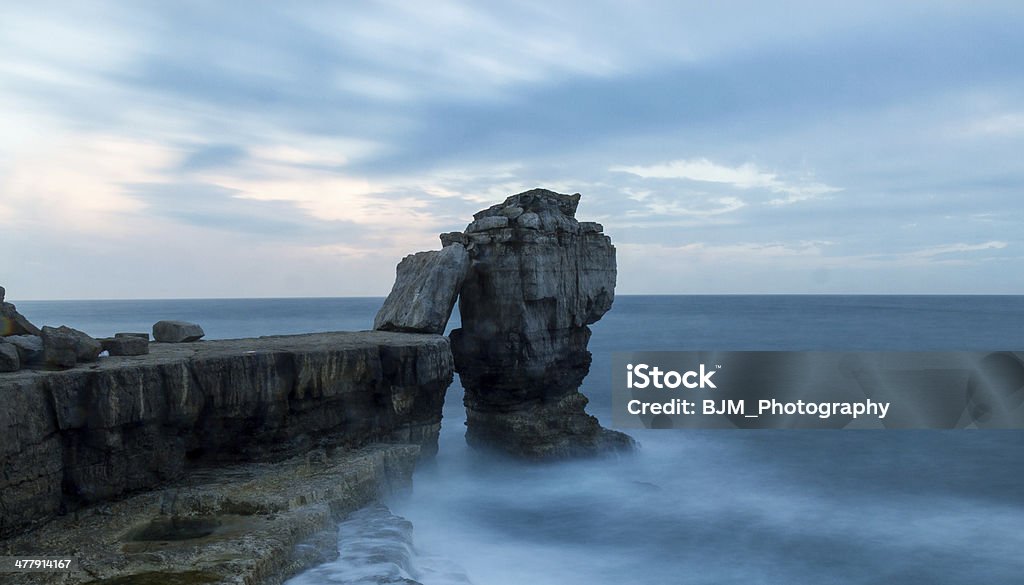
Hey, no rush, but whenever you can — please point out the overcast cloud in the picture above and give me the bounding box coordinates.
[1,1,1022,298]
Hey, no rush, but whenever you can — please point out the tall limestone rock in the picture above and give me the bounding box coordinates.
[449,189,634,458]
[375,188,634,458]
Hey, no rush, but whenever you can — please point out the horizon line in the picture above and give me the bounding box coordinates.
[10,292,1024,303]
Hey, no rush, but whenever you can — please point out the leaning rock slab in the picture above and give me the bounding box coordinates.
[153,320,205,342]
[1,301,41,337]
[39,326,102,367]
[55,325,102,362]
[374,243,470,334]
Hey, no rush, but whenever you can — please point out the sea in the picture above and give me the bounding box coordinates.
[15,295,1024,584]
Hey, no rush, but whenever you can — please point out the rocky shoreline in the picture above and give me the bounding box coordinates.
[1,188,634,584]
[2,444,420,585]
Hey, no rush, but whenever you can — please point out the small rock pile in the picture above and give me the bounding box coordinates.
[0,286,206,373]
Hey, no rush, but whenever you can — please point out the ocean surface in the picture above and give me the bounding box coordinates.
[15,295,1024,584]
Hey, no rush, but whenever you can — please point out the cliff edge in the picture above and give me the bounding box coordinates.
[0,331,453,539]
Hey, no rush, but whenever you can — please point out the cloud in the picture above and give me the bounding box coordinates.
[3,2,1024,297]
[611,158,840,205]
[904,241,1009,259]
[177,144,248,172]
[614,159,780,186]
[123,181,364,239]
[961,112,1024,137]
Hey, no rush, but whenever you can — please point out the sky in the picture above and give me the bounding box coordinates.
[1,1,1022,299]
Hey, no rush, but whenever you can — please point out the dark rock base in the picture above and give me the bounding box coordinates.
[465,392,634,459]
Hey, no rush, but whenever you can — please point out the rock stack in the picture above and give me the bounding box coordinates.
[375,188,634,458]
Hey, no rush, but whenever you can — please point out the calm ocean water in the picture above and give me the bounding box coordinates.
[15,296,1024,584]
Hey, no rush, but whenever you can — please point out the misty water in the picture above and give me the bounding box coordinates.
[17,296,1024,584]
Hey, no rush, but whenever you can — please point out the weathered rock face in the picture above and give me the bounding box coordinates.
[1,444,419,585]
[153,319,205,342]
[374,243,470,334]
[6,334,43,364]
[40,326,80,368]
[0,331,453,538]
[45,325,102,363]
[0,342,18,372]
[450,188,634,458]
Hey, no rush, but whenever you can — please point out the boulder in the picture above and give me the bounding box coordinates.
[0,285,4,302]
[450,188,633,458]
[439,231,469,247]
[153,320,205,343]
[1,301,42,337]
[0,342,19,372]
[69,326,102,362]
[115,332,150,341]
[41,326,79,368]
[516,211,541,229]
[374,244,470,334]
[41,326,101,366]
[100,336,149,356]
[500,206,524,219]
[5,334,43,363]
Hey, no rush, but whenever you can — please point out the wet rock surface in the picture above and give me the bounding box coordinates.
[0,331,453,538]
[1,444,420,585]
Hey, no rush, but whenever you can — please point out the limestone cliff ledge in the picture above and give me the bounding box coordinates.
[0,331,454,539]
[1,443,421,585]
